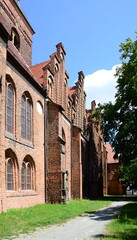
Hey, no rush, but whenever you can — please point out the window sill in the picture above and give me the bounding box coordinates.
[5,132,16,141]
[6,190,38,198]
[5,133,34,149]
[21,140,34,148]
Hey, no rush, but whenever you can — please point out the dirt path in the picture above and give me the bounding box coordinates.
[11,201,128,240]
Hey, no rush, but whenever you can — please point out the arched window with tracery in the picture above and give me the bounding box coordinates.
[6,77,15,134]
[21,93,32,141]
[21,156,35,190]
[5,149,19,191]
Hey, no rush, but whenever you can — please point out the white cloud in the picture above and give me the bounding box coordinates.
[84,64,121,109]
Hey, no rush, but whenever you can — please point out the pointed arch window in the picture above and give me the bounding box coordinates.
[21,158,35,190]
[7,159,13,190]
[6,149,19,191]
[6,83,15,133]
[21,94,32,141]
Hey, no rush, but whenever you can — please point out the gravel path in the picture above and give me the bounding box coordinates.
[11,201,128,240]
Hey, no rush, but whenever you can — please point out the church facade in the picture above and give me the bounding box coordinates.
[0,0,107,212]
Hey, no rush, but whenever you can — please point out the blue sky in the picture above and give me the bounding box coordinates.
[20,0,137,108]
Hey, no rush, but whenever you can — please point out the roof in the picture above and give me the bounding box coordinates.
[30,61,50,85]
[68,86,77,96]
[105,143,119,163]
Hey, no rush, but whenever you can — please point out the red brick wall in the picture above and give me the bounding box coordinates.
[0,37,7,212]
[0,0,34,66]
[0,39,45,213]
[46,102,62,203]
[108,163,126,195]
[47,102,72,203]
[59,113,71,199]
[71,126,82,199]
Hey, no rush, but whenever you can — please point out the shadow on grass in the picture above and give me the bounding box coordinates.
[98,195,137,202]
[118,203,137,221]
[92,234,106,239]
[96,230,137,240]
[88,205,126,222]
[100,202,137,240]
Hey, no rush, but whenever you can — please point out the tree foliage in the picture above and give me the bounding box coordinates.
[92,35,137,187]
[102,35,137,163]
[118,158,137,189]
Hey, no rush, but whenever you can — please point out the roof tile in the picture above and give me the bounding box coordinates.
[30,61,50,85]
[105,143,119,163]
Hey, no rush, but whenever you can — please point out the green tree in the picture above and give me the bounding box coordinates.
[94,35,137,187]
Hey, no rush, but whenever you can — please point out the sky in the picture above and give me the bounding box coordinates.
[20,0,137,108]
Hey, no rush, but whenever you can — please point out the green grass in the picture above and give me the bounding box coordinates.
[103,202,137,240]
[0,199,111,239]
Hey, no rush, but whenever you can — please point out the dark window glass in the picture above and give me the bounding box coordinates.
[21,162,33,190]
[26,100,31,141]
[21,96,26,139]
[7,160,13,190]
[27,164,31,190]
[21,163,25,190]
[7,85,14,133]
[21,96,32,141]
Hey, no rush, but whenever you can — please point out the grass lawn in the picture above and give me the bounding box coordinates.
[103,202,137,240]
[0,199,111,239]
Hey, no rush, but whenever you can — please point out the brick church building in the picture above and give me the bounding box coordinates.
[0,0,108,212]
